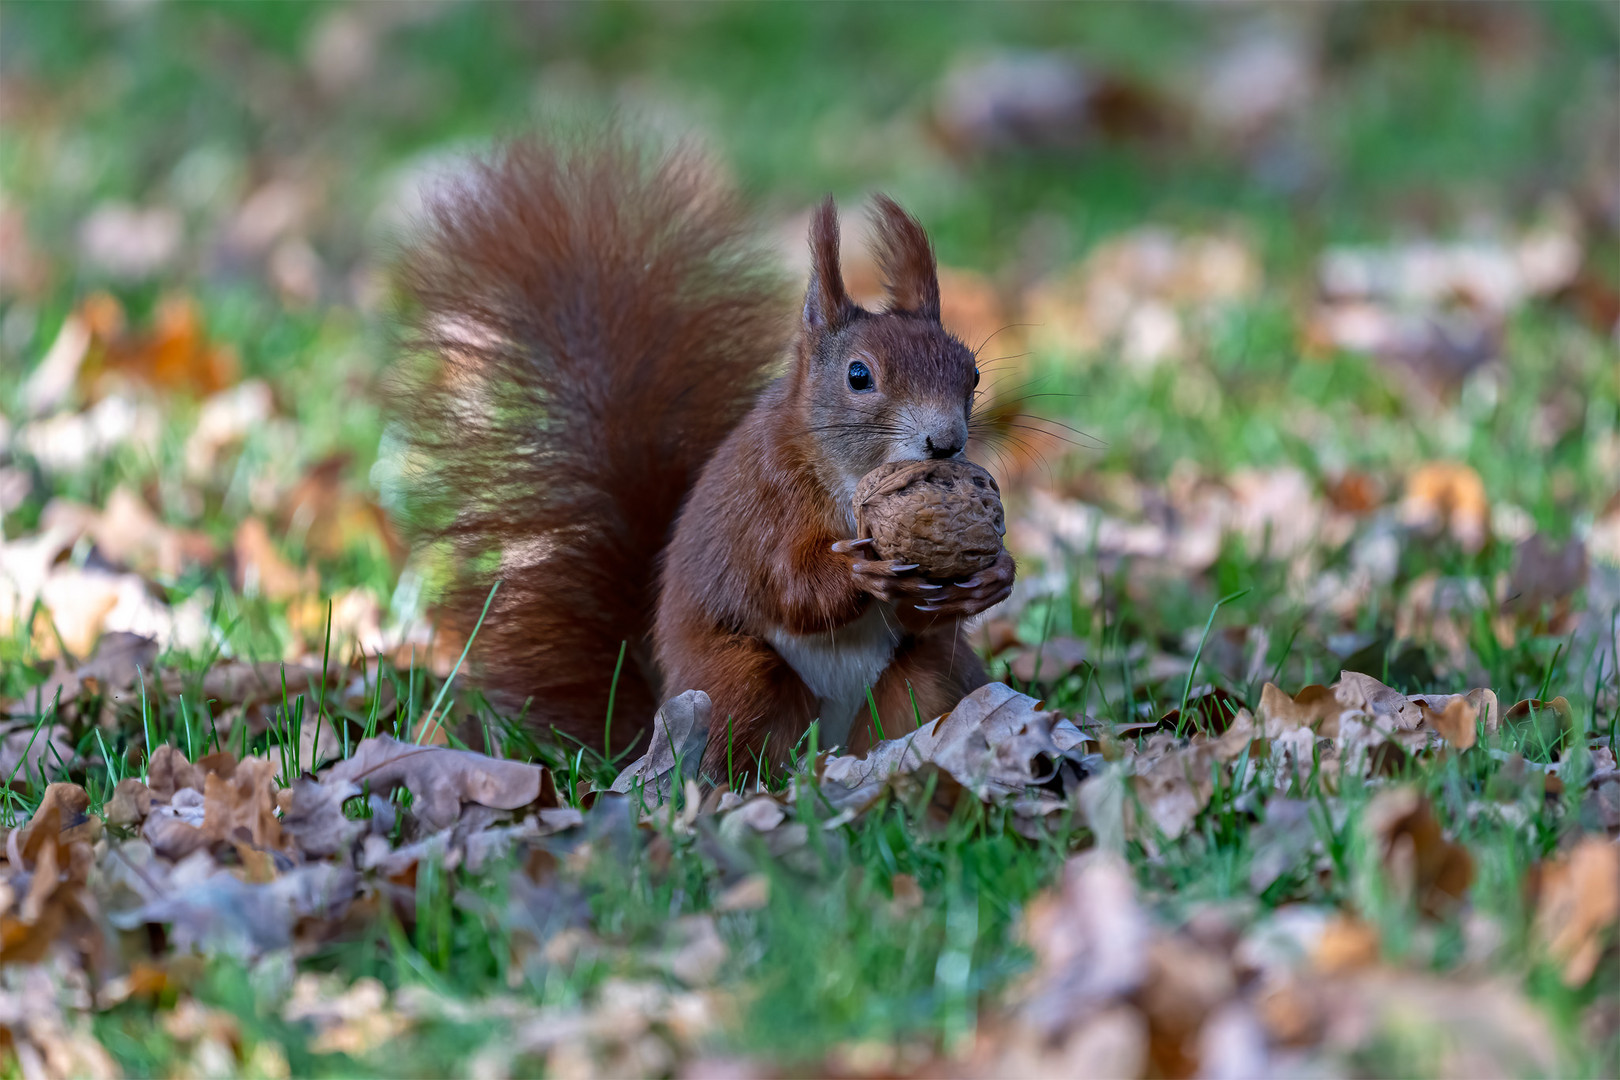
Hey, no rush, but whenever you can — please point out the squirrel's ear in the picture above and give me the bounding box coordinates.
[869,195,940,322]
[803,196,852,334]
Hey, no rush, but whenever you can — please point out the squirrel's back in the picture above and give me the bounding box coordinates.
[391,135,791,751]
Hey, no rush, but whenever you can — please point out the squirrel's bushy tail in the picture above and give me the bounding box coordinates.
[392,135,789,752]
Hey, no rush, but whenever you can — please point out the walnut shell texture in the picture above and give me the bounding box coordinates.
[854,460,1006,580]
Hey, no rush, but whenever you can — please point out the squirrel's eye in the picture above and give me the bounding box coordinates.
[972,368,980,388]
[847,360,874,392]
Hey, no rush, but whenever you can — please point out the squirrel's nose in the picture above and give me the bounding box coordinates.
[925,435,964,460]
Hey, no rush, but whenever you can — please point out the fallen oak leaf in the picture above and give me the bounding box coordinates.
[233,517,317,601]
[610,690,711,801]
[1128,734,1215,842]
[279,774,363,859]
[1530,836,1619,987]
[107,857,356,960]
[1016,851,1151,1040]
[324,734,552,833]
[1362,786,1474,917]
[1006,635,1090,684]
[1412,687,1500,741]
[815,683,1076,814]
[1258,682,1343,737]
[1335,671,1425,731]
[146,744,236,801]
[1424,696,1478,750]
[201,757,281,851]
[103,778,153,826]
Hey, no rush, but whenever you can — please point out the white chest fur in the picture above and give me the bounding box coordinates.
[768,604,903,750]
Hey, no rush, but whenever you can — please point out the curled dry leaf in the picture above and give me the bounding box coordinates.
[1423,696,1477,749]
[324,734,553,833]
[610,690,711,801]
[817,683,1079,814]
[1362,787,1474,917]
[1531,836,1619,987]
[1017,851,1150,1042]
[0,963,120,1080]
[1127,733,1223,843]
[103,778,152,827]
[1400,461,1490,553]
[233,517,318,601]
[282,973,411,1057]
[146,744,236,801]
[1258,682,1342,736]
[28,630,159,719]
[41,487,217,579]
[280,774,364,859]
[107,857,356,960]
[1335,671,1425,731]
[2,787,103,969]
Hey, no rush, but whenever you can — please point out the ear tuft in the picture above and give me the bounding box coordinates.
[804,196,852,334]
[869,195,940,321]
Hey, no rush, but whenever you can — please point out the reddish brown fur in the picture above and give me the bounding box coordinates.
[393,136,790,755]
[394,135,1014,772]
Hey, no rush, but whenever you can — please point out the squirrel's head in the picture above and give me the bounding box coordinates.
[794,196,979,489]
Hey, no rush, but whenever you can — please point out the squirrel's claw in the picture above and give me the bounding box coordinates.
[831,538,874,555]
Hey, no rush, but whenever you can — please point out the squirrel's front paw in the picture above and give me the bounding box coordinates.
[910,548,1015,619]
[834,538,938,605]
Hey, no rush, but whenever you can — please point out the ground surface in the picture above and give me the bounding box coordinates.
[1,4,1618,1077]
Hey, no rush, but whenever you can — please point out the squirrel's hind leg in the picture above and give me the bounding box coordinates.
[676,634,819,784]
[848,628,987,755]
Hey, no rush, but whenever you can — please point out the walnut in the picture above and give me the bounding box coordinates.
[853,460,1005,580]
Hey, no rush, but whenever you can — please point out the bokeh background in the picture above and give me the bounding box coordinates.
[2,1,1615,701]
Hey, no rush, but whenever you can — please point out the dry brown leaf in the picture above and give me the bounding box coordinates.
[1362,787,1474,916]
[88,293,239,396]
[1007,635,1090,684]
[1400,461,1489,553]
[1129,734,1215,841]
[1020,852,1150,1031]
[662,915,728,987]
[2,788,102,970]
[233,517,317,601]
[1262,968,1561,1079]
[283,973,410,1057]
[817,682,1078,815]
[1531,836,1619,986]
[146,745,236,801]
[1138,936,1235,1078]
[41,487,217,579]
[278,454,405,565]
[324,735,552,833]
[103,778,153,827]
[107,861,357,960]
[714,874,770,914]
[1413,687,1501,737]
[1312,915,1381,974]
[1334,671,1426,730]
[280,774,364,859]
[18,783,96,856]
[1258,682,1342,736]
[202,757,281,851]
[1425,696,1478,749]
[609,691,712,801]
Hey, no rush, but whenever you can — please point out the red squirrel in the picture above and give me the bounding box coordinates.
[394,136,1015,776]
